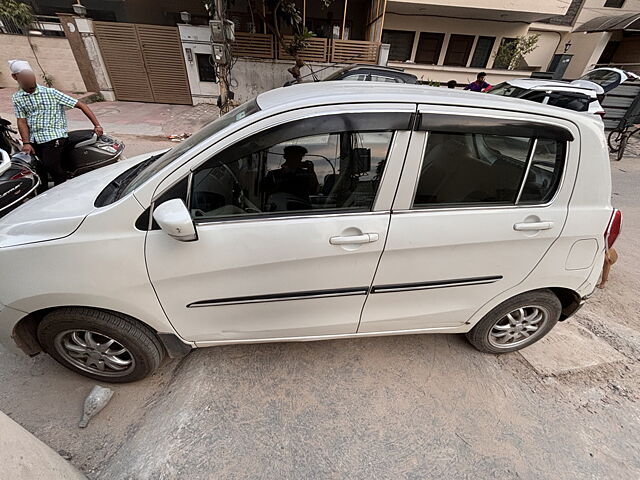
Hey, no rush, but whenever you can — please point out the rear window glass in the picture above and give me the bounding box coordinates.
[546,93,591,112]
[413,131,565,207]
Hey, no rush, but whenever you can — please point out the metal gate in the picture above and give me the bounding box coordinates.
[602,80,640,130]
[94,22,192,105]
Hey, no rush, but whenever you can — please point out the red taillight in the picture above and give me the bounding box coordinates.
[596,111,606,118]
[9,169,31,181]
[605,209,622,250]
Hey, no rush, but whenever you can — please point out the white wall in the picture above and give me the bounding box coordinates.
[563,31,612,78]
[178,24,346,104]
[524,30,563,71]
[0,34,86,92]
[388,0,569,16]
[558,0,640,77]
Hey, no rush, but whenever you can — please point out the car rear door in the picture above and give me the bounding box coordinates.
[359,104,579,333]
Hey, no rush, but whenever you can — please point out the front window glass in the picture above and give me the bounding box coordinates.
[116,99,260,200]
[190,130,393,219]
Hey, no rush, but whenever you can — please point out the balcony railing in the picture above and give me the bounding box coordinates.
[332,39,380,64]
[0,14,63,36]
[232,33,379,65]
[231,32,274,59]
[278,36,329,63]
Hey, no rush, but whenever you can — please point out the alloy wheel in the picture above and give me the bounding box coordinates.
[488,306,549,349]
[53,329,135,377]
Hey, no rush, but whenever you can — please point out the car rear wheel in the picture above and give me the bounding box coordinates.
[466,290,561,354]
[37,308,164,383]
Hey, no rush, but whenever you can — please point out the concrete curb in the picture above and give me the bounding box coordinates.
[0,411,86,479]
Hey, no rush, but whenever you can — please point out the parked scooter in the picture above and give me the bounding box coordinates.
[0,116,124,216]
[0,116,21,155]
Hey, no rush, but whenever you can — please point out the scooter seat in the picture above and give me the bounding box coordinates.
[65,130,95,149]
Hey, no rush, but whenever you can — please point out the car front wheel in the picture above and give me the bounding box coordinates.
[37,308,164,383]
[466,289,561,354]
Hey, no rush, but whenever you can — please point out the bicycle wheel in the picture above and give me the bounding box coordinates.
[608,129,624,153]
[616,127,640,160]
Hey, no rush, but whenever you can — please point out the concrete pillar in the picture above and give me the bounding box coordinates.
[378,43,390,66]
[0,411,86,479]
[57,14,100,93]
[74,17,116,101]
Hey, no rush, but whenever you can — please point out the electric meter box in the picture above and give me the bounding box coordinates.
[212,43,227,64]
[209,20,224,43]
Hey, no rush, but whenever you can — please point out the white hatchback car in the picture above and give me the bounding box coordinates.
[0,83,622,382]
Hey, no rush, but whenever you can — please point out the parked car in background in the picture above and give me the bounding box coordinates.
[571,67,639,93]
[488,67,640,118]
[488,80,605,118]
[322,64,418,83]
[0,83,619,382]
[285,65,418,86]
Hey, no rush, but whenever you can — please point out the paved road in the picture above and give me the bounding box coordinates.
[0,138,639,479]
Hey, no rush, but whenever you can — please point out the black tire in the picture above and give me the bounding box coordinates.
[37,308,164,383]
[466,289,561,354]
[608,129,623,153]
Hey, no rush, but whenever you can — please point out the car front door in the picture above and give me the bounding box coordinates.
[359,105,579,333]
[144,105,414,343]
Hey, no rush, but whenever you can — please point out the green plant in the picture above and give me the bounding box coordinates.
[494,34,540,70]
[0,0,33,28]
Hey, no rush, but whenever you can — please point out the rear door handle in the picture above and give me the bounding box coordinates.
[513,221,554,231]
[330,233,379,245]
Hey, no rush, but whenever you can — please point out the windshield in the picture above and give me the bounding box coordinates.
[487,82,527,97]
[323,67,350,81]
[115,99,261,200]
[578,69,622,90]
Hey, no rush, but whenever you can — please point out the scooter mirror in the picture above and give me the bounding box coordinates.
[152,198,198,242]
[0,149,10,176]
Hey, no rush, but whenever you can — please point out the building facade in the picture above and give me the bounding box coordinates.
[11,0,639,105]
[380,0,573,85]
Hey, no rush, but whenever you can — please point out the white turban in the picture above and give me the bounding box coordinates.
[8,60,33,75]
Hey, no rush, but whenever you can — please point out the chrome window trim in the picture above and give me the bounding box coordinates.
[194,209,391,227]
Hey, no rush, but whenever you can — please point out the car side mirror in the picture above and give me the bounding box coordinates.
[152,199,198,242]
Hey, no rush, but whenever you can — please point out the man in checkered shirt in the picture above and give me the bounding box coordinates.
[9,59,103,188]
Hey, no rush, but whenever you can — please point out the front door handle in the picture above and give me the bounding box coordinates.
[330,233,379,245]
[513,221,554,231]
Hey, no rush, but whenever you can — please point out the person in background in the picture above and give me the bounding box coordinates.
[447,80,457,89]
[9,59,103,188]
[464,72,491,92]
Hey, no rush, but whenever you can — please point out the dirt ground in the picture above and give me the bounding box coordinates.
[1,139,639,479]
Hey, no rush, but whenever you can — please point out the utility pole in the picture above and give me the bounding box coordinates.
[211,0,234,114]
